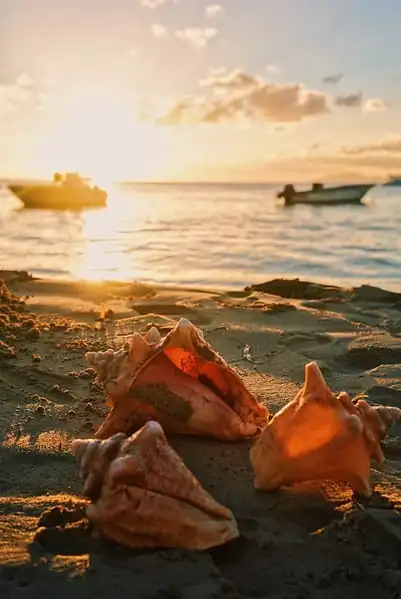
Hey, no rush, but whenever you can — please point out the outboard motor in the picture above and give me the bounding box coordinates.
[277,184,296,204]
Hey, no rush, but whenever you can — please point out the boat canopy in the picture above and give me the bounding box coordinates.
[53,172,86,187]
[312,182,324,191]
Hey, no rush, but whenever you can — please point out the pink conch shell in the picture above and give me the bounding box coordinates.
[85,318,269,440]
[250,361,401,497]
[71,421,239,550]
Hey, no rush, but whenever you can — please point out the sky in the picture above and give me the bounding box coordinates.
[2,0,401,182]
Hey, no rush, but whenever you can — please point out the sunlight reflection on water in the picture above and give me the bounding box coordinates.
[0,183,400,291]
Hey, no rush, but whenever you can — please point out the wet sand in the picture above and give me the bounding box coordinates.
[0,270,400,599]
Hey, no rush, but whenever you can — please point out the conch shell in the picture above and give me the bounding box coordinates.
[250,361,401,497]
[86,318,269,440]
[71,421,239,550]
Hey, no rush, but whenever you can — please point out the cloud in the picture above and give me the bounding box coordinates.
[0,75,44,111]
[151,23,169,38]
[174,27,218,48]
[0,75,51,133]
[16,73,33,88]
[334,93,386,112]
[334,92,362,107]
[259,153,401,182]
[266,64,280,75]
[141,0,167,7]
[199,69,259,90]
[322,73,344,85]
[343,136,401,155]
[157,69,329,125]
[362,97,387,112]
[205,4,224,18]
[141,0,180,6]
[176,152,401,184]
[209,66,227,76]
[128,46,139,57]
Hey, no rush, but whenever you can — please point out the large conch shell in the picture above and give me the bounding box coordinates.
[250,361,401,497]
[85,318,269,440]
[71,421,239,550]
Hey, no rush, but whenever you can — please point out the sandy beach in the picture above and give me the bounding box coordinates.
[0,270,400,598]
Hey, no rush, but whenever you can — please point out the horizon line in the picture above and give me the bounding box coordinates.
[0,177,386,186]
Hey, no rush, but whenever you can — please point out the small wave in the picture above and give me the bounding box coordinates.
[1,183,400,292]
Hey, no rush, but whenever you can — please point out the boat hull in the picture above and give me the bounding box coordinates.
[282,184,373,206]
[384,179,401,187]
[8,184,107,210]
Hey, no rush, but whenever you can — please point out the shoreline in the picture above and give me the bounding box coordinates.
[2,263,401,296]
[0,270,400,598]
[0,268,401,294]
[3,267,401,301]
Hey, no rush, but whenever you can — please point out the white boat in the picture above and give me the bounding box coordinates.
[277,182,373,206]
[7,172,107,210]
[384,176,401,187]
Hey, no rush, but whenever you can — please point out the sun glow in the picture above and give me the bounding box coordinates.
[36,86,175,183]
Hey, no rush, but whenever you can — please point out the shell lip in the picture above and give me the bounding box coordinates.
[109,474,234,522]
[86,318,269,441]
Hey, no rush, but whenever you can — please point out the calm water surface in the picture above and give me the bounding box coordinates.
[0,182,400,291]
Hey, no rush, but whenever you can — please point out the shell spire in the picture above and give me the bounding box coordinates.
[251,361,401,498]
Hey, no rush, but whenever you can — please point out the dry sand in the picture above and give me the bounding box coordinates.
[0,270,400,599]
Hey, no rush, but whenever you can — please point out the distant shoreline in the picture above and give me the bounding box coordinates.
[1,178,383,186]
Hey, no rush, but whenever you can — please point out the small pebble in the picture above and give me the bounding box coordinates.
[23,318,36,329]
[26,327,40,340]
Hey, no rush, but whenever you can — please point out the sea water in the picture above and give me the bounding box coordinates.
[0,182,400,291]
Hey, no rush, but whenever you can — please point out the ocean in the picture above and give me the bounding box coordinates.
[0,182,400,292]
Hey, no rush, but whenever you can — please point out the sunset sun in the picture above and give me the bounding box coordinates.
[36,87,174,184]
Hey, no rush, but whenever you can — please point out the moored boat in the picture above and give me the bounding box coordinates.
[383,176,401,187]
[277,182,373,206]
[7,172,107,210]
